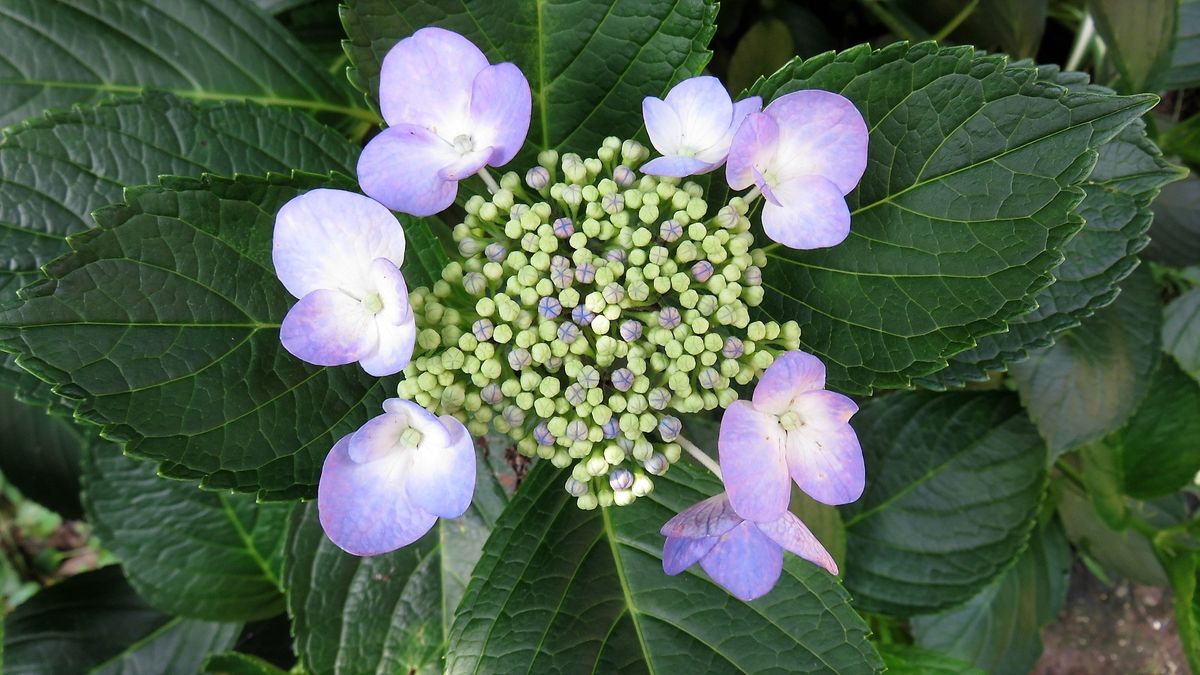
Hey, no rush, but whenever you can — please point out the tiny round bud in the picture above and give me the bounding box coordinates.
[619,320,643,342]
[553,217,575,239]
[472,318,495,341]
[565,477,589,497]
[658,306,682,329]
[526,166,550,189]
[557,321,581,344]
[463,272,487,295]
[660,219,683,242]
[610,367,635,392]
[537,295,563,319]
[691,260,714,282]
[609,467,634,490]
[658,415,682,441]
[613,164,636,187]
[644,453,669,475]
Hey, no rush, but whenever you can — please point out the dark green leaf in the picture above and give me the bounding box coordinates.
[1056,483,1169,586]
[341,0,716,159]
[0,0,361,129]
[1164,288,1200,383]
[447,461,882,674]
[842,391,1047,616]
[3,566,239,675]
[83,444,292,621]
[1166,0,1200,90]
[1144,175,1200,267]
[0,390,87,517]
[1160,112,1200,168]
[877,644,987,675]
[911,519,1071,675]
[283,445,510,675]
[1088,0,1178,92]
[898,0,1047,58]
[1111,357,1200,499]
[0,173,396,499]
[203,651,289,675]
[749,42,1155,393]
[1010,265,1161,456]
[727,19,794,95]
[1161,552,1200,675]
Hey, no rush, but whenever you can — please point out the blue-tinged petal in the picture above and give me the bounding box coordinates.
[764,89,868,194]
[470,62,532,167]
[318,434,437,556]
[280,289,376,367]
[349,400,449,464]
[793,390,859,430]
[640,155,715,178]
[662,535,718,575]
[785,422,865,506]
[718,401,790,522]
[643,96,683,155]
[437,148,493,181]
[369,258,411,326]
[700,522,784,601]
[406,416,476,518]
[358,125,460,217]
[761,174,851,249]
[273,189,406,299]
[378,27,487,133]
[758,512,838,575]
[696,95,763,165]
[725,111,779,190]
[663,76,733,154]
[752,167,781,206]
[360,318,416,377]
[752,350,826,415]
[660,493,742,538]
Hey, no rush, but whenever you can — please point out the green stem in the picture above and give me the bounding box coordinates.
[931,0,979,42]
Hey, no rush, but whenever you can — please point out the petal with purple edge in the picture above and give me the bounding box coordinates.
[643,97,683,155]
[752,167,782,207]
[752,350,827,415]
[350,399,450,464]
[280,290,376,368]
[660,493,742,538]
[437,148,494,181]
[407,416,476,518]
[640,155,715,178]
[792,390,859,430]
[725,112,779,190]
[378,27,487,132]
[470,62,532,167]
[700,522,784,601]
[662,535,718,575]
[360,318,416,377]
[718,401,789,522]
[758,511,838,575]
[318,434,437,556]
[273,189,406,299]
[763,89,868,193]
[785,423,865,505]
[761,174,851,250]
[663,76,733,153]
[698,95,763,164]
[358,125,460,217]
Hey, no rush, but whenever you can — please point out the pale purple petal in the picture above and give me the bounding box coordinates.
[663,76,733,153]
[641,155,715,178]
[369,258,411,325]
[700,522,783,601]
[470,62,532,167]
[358,125,460,216]
[761,174,851,249]
[660,493,742,538]
[662,536,718,575]
[718,401,789,522]
[280,290,376,367]
[643,97,683,155]
[695,95,762,165]
[349,399,450,464]
[725,112,779,190]
[752,167,781,206]
[785,423,865,506]
[360,319,416,377]
[758,512,838,575]
[792,390,859,430]
[752,350,827,416]
[407,416,476,518]
[764,90,868,193]
[378,27,488,132]
[318,434,437,556]
[273,189,407,299]
[437,148,493,181]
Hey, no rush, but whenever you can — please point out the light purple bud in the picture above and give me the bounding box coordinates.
[575,262,596,284]
[617,437,634,452]
[565,419,589,441]
[645,453,668,475]
[722,336,744,359]
[463,272,487,295]
[602,193,624,214]
[611,368,634,391]
[481,383,503,404]
[558,321,580,344]
[606,248,627,264]
[562,184,583,207]
[602,417,620,439]
[609,467,634,490]
[459,237,481,256]
[472,318,495,341]
[602,283,625,305]
[660,219,683,242]
[552,255,572,268]
[502,405,525,427]
[526,166,550,190]
[546,356,563,371]
[521,232,539,252]
[744,265,763,286]
[619,320,643,342]
[698,367,719,389]
[658,306,682,329]
[534,422,556,446]
[510,204,530,220]
[614,165,635,187]
[716,205,739,229]
[691,260,714,282]
[565,383,586,405]
[648,388,671,410]
[485,242,507,262]
[553,217,575,239]
[565,477,589,497]
[571,305,596,325]
[508,348,532,370]
[658,415,681,441]
[538,296,563,319]
[550,265,574,289]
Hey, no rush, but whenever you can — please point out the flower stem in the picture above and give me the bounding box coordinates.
[677,434,722,479]
[477,168,501,194]
[744,186,762,205]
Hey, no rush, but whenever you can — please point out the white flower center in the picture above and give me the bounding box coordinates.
[361,292,384,315]
[778,410,804,431]
[452,134,476,155]
[399,426,424,449]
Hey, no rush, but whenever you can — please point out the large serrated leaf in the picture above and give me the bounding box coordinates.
[446,461,882,674]
[3,566,239,675]
[0,0,361,128]
[841,390,1047,616]
[748,42,1155,394]
[83,444,293,622]
[284,445,511,675]
[340,0,716,160]
[0,173,419,499]
[1164,288,1200,383]
[1107,357,1200,499]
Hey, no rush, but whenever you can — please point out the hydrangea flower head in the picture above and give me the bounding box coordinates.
[726,90,868,249]
[358,27,532,216]
[642,76,761,178]
[718,350,865,522]
[319,398,476,556]
[661,492,836,601]
[273,189,415,376]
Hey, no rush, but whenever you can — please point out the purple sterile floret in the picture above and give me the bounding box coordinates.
[658,306,682,329]
[552,217,575,239]
[610,368,635,392]
[557,321,580,344]
[641,76,762,178]
[538,295,563,319]
[619,319,643,342]
[357,27,532,216]
[571,305,595,325]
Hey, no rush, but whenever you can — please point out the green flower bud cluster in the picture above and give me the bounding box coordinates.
[398,137,800,509]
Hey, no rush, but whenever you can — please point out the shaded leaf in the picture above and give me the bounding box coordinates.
[898,0,1047,58]
[1144,175,1200,267]
[1056,482,1181,586]
[1164,288,1200,383]
[1088,0,1178,92]
[203,651,290,675]
[877,644,986,675]
[1111,357,1200,499]
[0,390,87,518]
[727,18,794,95]
[1167,0,1200,90]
